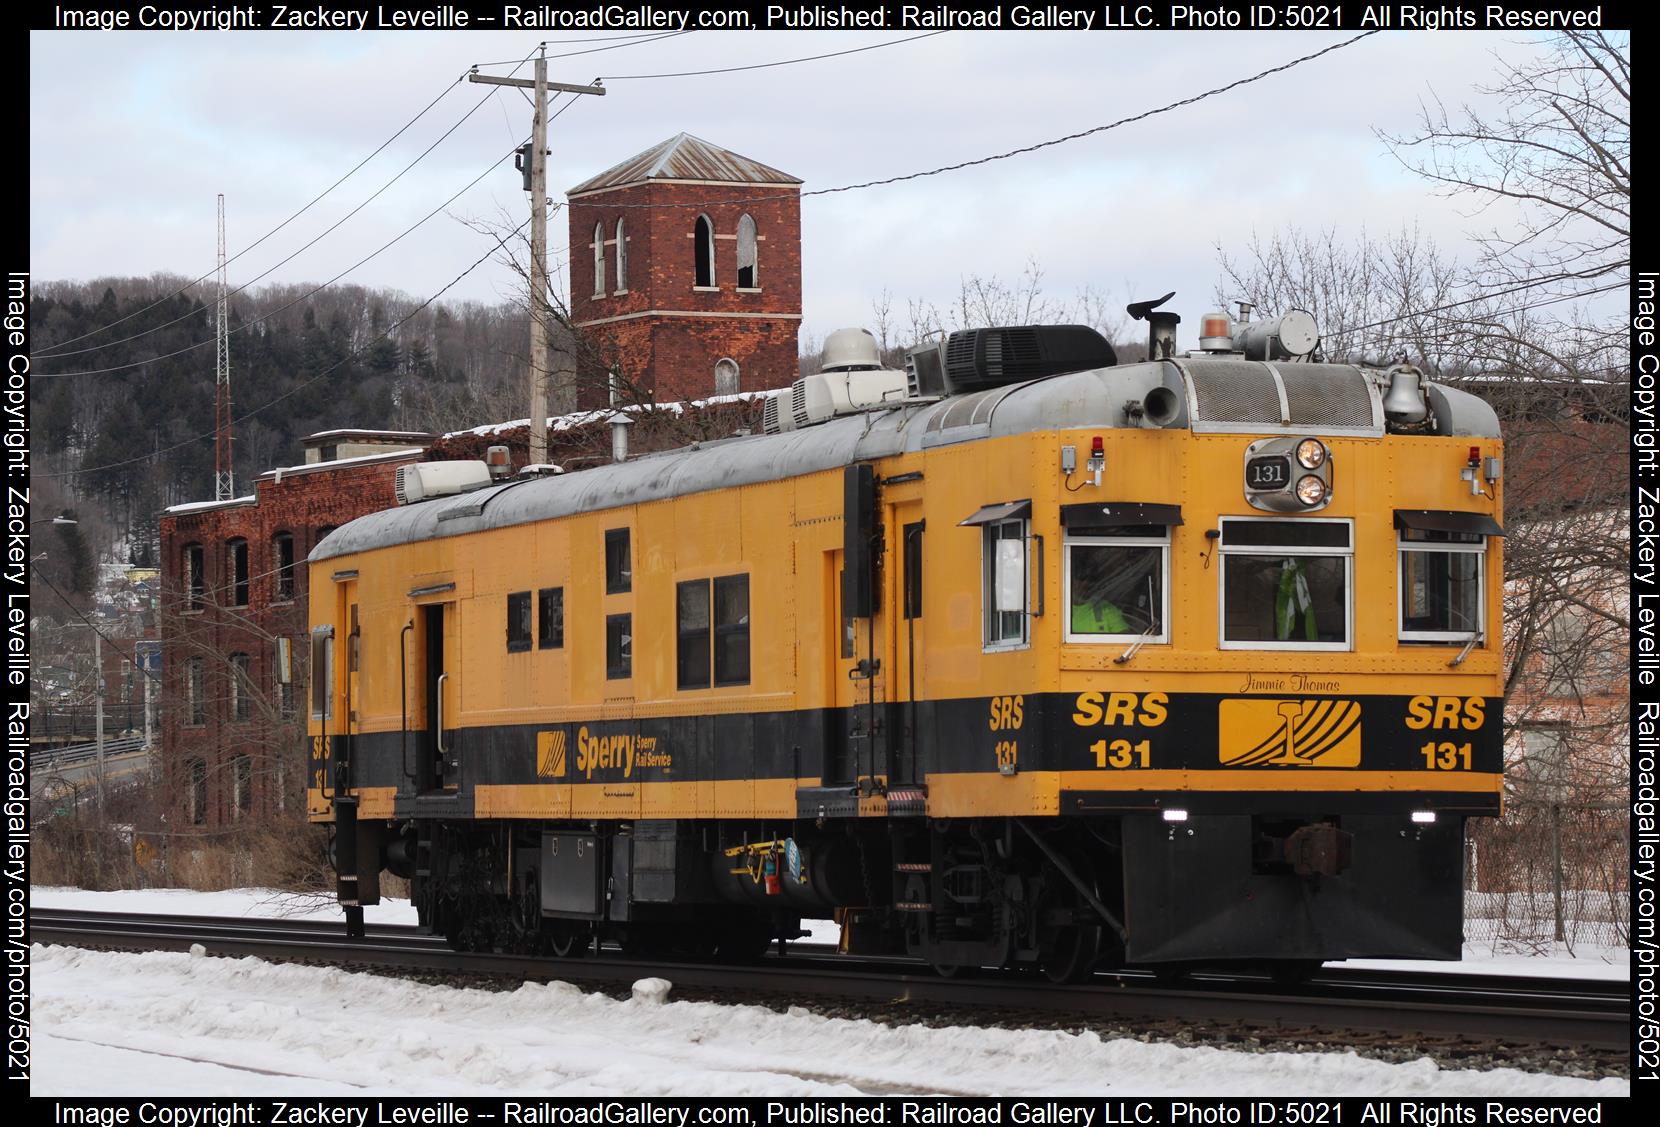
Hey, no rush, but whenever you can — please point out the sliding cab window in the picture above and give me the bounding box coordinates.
[507,591,532,653]
[1061,504,1179,644]
[1396,511,1497,643]
[961,501,1032,651]
[1219,518,1352,650]
[677,574,750,689]
[310,624,334,721]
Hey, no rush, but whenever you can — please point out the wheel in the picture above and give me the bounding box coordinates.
[1038,920,1101,983]
[547,920,591,958]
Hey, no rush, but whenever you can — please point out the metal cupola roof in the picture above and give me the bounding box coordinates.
[567,133,803,197]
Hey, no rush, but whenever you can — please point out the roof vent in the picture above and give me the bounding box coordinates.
[941,325,1116,393]
[394,461,493,505]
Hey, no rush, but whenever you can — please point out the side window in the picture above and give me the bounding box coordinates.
[605,528,631,593]
[273,533,296,601]
[606,613,632,679]
[903,522,924,619]
[735,213,757,288]
[230,652,253,722]
[507,591,532,653]
[1065,525,1170,643]
[186,657,206,725]
[1398,528,1485,642]
[310,625,334,720]
[983,519,1028,649]
[676,580,711,690]
[677,575,751,689]
[188,759,207,825]
[538,587,564,649]
[693,214,714,288]
[1220,518,1352,649]
[714,575,750,686]
[233,755,253,817]
[714,357,740,396]
[614,218,627,292]
[592,221,606,297]
[228,539,249,606]
[184,544,205,611]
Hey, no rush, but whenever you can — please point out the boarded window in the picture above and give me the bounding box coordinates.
[189,760,207,825]
[233,755,253,817]
[186,657,205,725]
[230,652,253,722]
[714,358,739,396]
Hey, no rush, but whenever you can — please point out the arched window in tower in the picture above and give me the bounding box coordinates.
[614,218,627,292]
[694,215,714,288]
[714,358,740,396]
[736,214,758,289]
[592,222,605,297]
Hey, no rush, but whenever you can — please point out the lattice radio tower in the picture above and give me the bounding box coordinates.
[213,194,234,500]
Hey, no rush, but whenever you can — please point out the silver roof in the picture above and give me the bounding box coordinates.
[567,133,802,197]
[311,360,1498,561]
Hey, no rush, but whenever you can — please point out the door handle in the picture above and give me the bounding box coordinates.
[435,672,449,756]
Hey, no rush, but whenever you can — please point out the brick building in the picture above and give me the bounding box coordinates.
[566,134,802,406]
[158,433,429,827]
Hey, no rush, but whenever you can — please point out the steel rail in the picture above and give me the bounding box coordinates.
[31,908,1629,1051]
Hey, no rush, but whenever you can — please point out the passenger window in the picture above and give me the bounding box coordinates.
[606,613,632,679]
[677,575,750,689]
[507,591,532,653]
[1219,518,1352,649]
[605,529,631,594]
[984,519,1028,648]
[538,587,564,649]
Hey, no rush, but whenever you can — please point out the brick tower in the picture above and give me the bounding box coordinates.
[566,134,802,406]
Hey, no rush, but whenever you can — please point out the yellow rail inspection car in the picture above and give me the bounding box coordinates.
[309,305,1504,979]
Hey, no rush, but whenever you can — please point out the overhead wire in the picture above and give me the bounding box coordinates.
[595,31,946,80]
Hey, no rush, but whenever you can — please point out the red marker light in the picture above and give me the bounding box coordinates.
[1091,436,1104,457]
[1468,446,1481,466]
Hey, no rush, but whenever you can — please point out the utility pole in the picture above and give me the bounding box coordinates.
[93,631,106,810]
[213,194,234,500]
[468,56,603,466]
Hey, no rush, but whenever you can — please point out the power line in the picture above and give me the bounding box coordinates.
[587,31,1383,212]
[35,70,472,357]
[1350,280,1625,333]
[38,50,545,363]
[33,132,538,380]
[32,570,161,685]
[41,218,530,481]
[597,31,946,80]
[471,30,690,68]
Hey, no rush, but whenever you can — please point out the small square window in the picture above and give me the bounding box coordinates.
[606,613,632,679]
[507,591,532,653]
[538,587,564,649]
[605,529,631,594]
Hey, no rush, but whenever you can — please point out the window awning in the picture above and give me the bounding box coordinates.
[1394,510,1504,537]
[958,500,1032,527]
[1061,502,1184,529]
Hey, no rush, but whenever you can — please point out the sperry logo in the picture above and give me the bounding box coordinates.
[1218,698,1362,767]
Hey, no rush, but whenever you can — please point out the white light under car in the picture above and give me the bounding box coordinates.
[1411,811,1437,824]
[1162,809,1189,822]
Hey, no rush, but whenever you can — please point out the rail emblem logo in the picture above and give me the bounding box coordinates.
[1218,698,1362,767]
[536,730,567,778]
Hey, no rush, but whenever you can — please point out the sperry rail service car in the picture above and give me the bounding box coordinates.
[309,308,1504,980]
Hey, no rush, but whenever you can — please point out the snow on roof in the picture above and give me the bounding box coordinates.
[257,447,425,479]
[303,428,435,442]
[443,389,777,440]
[162,495,256,515]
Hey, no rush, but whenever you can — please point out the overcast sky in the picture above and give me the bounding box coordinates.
[30,29,1558,351]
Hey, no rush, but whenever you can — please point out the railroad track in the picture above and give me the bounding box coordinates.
[32,908,1629,1053]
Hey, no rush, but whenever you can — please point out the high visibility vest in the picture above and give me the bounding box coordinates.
[1072,599,1129,634]
[1275,559,1318,641]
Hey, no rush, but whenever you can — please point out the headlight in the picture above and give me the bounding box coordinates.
[1296,438,1327,470]
[1296,475,1327,506]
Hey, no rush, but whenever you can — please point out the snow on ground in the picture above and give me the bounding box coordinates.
[32,886,1632,980]
[32,944,1626,1098]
